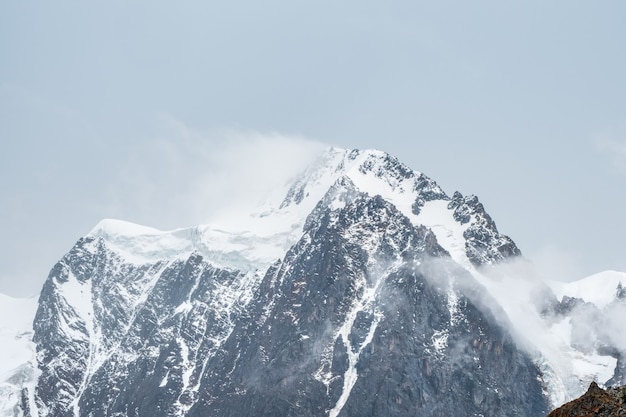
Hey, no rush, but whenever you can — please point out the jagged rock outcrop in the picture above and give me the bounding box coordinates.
[447,191,521,266]
[547,382,626,417]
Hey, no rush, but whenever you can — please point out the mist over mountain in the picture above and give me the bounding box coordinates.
[2,147,625,417]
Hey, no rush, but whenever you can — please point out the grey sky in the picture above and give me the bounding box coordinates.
[1,1,625,296]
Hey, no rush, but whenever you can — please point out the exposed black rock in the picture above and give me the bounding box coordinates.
[448,191,521,266]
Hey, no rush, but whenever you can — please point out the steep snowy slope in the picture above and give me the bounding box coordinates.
[0,293,38,417]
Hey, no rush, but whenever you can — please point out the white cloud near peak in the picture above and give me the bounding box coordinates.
[595,136,626,174]
[105,116,327,230]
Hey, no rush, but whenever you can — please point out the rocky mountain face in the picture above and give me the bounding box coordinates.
[5,148,626,416]
[187,192,545,417]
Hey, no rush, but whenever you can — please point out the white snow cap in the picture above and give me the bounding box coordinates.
[548,270,626,309]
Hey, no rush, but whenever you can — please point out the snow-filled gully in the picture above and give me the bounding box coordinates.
[324,264,395,417]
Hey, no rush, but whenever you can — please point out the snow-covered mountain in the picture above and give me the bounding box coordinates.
[3,147,626,416]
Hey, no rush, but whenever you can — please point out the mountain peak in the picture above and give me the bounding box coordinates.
[77,147,517,276]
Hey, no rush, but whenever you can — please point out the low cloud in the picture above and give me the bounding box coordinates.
[0,107,326,296]
[530,245,584,283]
[595,136,626,175]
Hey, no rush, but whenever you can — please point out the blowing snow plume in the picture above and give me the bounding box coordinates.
[107,120,326,231]
[467,257,626,407]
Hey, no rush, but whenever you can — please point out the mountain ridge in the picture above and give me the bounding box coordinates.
[2,147,625,416]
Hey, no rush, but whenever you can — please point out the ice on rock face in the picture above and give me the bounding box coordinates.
[87,219,194,264]
[89,218,163,237]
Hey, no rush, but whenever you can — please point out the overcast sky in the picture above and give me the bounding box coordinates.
[2,1,625,296]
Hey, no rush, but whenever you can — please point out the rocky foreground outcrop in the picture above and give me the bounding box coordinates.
[547,382,626,417]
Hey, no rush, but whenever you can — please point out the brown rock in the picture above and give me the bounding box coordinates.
[547,382,626,417]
